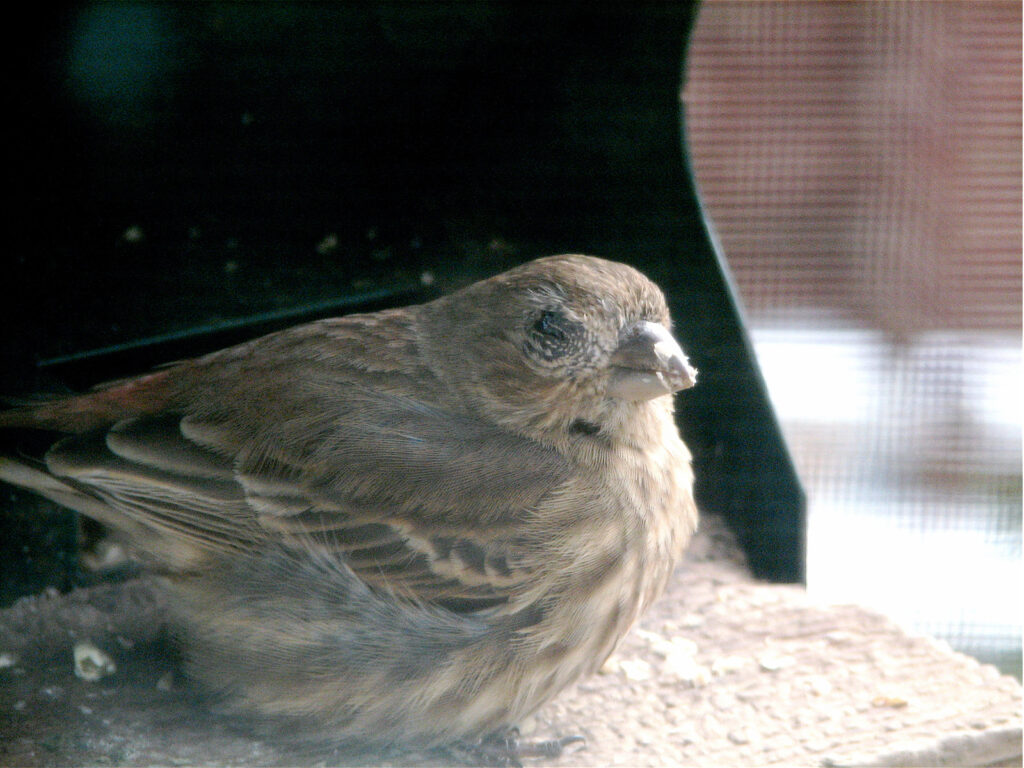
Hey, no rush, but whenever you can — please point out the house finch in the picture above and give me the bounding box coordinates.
[0,254,697,757]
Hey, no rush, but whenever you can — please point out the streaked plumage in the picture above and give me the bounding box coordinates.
[0,254,698,754]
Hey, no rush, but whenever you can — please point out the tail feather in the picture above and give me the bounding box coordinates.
[0,370,177,433]
[0,455,217,571]
[0,455,117,524]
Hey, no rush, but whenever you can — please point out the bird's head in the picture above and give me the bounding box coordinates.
[421,255,697,443]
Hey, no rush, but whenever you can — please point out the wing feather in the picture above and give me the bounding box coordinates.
[43,375,573,611]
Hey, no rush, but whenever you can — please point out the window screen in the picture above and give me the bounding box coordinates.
[685,1,1021,677]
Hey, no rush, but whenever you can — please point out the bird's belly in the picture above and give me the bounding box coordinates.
[473,550,657,731]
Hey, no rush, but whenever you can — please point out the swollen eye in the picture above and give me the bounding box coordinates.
[533,310,568,341]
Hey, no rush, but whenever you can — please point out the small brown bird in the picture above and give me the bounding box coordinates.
[0,254,697,756]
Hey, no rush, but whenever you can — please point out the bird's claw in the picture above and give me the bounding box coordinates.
[442,727,586,767]
[514,733,586,759]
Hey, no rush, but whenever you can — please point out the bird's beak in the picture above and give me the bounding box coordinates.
[606,321,697,401]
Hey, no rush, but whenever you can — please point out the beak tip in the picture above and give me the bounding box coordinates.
[663,368,696,395]
[673,359,698,391]
[607,321,697,400]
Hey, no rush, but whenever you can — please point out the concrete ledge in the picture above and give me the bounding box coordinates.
[1,515,1019,767]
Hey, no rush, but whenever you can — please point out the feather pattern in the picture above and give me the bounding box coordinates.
[0,254,698,750]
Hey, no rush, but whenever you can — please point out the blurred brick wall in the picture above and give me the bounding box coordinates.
[684,0,1021,336]
[682,1,1021,675]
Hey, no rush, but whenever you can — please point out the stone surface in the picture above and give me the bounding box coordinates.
[1,514,1020,767]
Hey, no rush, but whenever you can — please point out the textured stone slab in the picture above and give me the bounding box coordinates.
[1,515,1019,767]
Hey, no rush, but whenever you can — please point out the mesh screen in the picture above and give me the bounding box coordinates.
[685,1,1021,676]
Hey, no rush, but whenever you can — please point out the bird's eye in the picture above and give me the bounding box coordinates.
[532,310,568,341]
[525,309,581,363]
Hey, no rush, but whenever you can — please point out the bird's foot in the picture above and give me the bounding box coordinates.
[442,728,586,767]
[510,731,586,761]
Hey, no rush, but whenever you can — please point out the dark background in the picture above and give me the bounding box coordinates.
[3,2,804,602]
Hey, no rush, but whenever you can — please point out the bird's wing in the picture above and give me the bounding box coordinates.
[44,386,574,612]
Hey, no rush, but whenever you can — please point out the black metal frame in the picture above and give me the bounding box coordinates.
[3,2,804,596]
